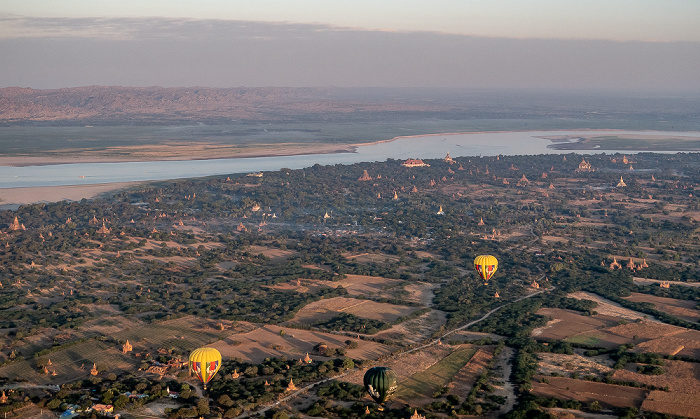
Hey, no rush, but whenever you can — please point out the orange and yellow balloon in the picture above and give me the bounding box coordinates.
[189,347,222,389]
[474,255,498,283]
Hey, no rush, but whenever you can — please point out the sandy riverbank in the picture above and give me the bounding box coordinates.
[0,142,357,167]
[0,182,143,207]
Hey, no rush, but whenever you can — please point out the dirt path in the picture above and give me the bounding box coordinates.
[490,346,516,417]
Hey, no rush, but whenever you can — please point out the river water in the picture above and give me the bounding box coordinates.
[1,130,697,189]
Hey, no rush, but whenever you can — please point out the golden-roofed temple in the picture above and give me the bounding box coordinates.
[122,340,133,354]
[443,152,455,164]
[287,378,298,391]
[231,370,240,379]
[617,176,627,187]
[90,363,98,376]
[303,353,312,363]
[0,391,7,404]
[410,409,426,419]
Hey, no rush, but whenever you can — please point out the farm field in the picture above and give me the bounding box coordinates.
[642,390,700,419]
[568,291,659,322]
[371,309,447,346]
[612,359,700,394]
[210,324,393,364]
[564,320,685,349]
[537,353,612,378]
[288,296,418,324]
[446,348,494,398]
[633,329,700,358]
[623,292,700,323]
[394,346,477,405]
[531,308,619,341]
[531,376,649,409]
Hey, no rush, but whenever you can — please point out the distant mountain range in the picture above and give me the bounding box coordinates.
[0,86,449,125]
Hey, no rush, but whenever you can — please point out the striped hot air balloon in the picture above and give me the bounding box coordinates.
[189,347,222,389]
[474,255,498,283]
[363,366,398,404]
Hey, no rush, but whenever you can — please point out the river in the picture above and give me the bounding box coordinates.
[1,130,698,189]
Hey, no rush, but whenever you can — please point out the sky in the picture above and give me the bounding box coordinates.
[1,0,699,91]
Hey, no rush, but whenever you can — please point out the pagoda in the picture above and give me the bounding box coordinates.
[393,191,399,200]
[411,185,418,193]
[90,363,99,376]
[478,218,485,226]
[443,152,455,164]
[518,174,530,185]
[8,216,22,231]
[122,340,133,354]
[358,170,372,181]
[410,409,426,419]
[0,391,7,404]
[286,378,298,391]
[365,406,370,415]
[97,221,111,235]
[303,353,312,363]
[231,370,240,379]
[494,291,500,299]
[251,203,261,212]
[617,176,627,187]
[437,206,444,215]
[660,282,670,288]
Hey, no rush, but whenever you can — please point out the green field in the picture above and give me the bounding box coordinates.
[395,347,477,400]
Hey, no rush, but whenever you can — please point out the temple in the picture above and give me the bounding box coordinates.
[576,158,594,172]
[358,170,372,181]
[617,176,627,187]
[402,158,430,167]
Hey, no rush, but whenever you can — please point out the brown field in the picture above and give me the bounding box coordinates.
[634,330,700,358]
[537,353,612,378]
[531,376,649,409]
[246,245,297,260]
[612,359,700,394]
[289,296,417,324]
[568,291,659,322]
[316,274,402,297]
[446,348,494,398]
[371,309,447,345]
[342,252,401,264]
[565,320,685,349]
[210,324,393,364]
[642,390,700,418]
[624,292,700,323]
[532,308,619,341]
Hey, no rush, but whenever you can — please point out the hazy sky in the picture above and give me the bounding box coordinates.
[1,0,699,91]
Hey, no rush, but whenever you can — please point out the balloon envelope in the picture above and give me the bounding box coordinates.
[474,255,498,282]
[189,347,222,388]
[363,366,398,403]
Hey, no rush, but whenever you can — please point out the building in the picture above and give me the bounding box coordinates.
[358,170,372,181]
[443,152,455,164]
[617,176,627,187]
[577,158,594,172]
[402,158,430,167]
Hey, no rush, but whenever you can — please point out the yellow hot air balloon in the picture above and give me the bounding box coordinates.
[189,347,222,389]
[474,255,498,283]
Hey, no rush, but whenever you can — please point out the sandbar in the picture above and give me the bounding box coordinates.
[0,182,142,207]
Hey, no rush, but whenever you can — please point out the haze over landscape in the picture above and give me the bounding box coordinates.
[2,2,700,419]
